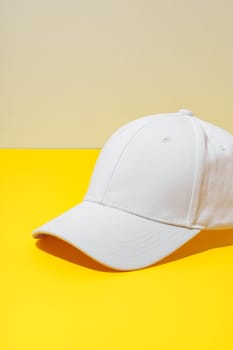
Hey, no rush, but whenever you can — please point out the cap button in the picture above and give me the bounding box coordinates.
[178,109,193,116]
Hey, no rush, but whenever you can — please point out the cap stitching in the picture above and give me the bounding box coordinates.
[192,119,214,227]
[84,198,204,230]
[108,230,183,258]
[100,114,176,204]
[101,114,204,229]
[184,116,204,226]
[210,140,219,226]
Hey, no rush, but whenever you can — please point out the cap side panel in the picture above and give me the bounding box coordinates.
[210,140,233,227]
[194,120,233,228]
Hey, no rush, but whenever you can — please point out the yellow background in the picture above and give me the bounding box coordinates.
[1,0,233,147]
[1,149,233,349]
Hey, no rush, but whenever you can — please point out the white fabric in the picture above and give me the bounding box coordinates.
[193,118,233,228]
[86,114,198,227]
[33,201,200,271]
[32,109,233,270]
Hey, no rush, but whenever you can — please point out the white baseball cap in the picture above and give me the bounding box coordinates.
[32,109,233,271]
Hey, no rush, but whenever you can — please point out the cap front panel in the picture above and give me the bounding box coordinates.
[101,115,197,226]
[84,115,152,201]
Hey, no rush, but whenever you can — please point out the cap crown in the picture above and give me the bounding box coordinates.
[84,111,233,229]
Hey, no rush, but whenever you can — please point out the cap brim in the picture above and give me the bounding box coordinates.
[32,200,201,271]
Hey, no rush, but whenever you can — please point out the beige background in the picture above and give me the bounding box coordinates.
[1,0,233,148]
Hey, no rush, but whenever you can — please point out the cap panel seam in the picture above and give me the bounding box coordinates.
[185,116,206,226]
[84,198,204,230]
[207,138,219,227]
[100,113,174,204]
[193,119,216,227]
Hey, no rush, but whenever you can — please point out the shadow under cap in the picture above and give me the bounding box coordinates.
[35,228,233,272]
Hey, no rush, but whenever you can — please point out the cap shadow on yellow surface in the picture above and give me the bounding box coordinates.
[35,228,233,272]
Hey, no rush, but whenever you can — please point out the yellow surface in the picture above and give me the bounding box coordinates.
[1,149,233,350]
